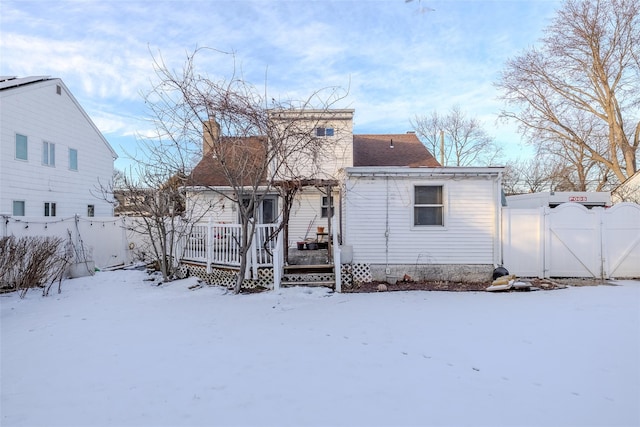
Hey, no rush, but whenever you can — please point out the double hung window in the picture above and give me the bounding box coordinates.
[43,142,55,166]
[69,148,78,170]
[44,202,57,217]
[321,195,334,218]
[414,186,444,226]
[15,134,28,160]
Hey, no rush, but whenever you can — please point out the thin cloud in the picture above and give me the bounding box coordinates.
[1,0,561,169]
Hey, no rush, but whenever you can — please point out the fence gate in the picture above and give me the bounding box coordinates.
[602,204,640,278]
[545,203,601,278]
[502,203,640,279]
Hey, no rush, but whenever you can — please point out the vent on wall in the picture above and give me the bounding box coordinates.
[56,85,61,95]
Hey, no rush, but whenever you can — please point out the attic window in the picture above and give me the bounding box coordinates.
[316,127,334,137]
[56,85,62,95]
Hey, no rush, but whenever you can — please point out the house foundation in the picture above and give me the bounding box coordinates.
[370,264,494,284]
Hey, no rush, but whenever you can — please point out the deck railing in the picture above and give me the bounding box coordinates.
[182,221,279,273]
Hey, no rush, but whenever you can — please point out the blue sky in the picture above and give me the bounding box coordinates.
[1,0,560,170]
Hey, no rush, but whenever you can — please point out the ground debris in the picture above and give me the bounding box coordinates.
[344,277,606,293]
[346,280,489,293]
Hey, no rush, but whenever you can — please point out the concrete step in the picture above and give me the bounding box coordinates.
[281,280,335,288]
[284,264,334,274]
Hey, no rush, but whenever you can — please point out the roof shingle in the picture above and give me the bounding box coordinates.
[353,133,440,167]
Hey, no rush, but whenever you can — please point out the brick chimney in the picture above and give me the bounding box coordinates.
[203,118,220,156]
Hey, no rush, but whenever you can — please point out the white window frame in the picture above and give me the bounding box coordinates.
[321,194,334,218]
[44,202,57,217]
[13,200,25,216]
[42,141,55,167]
[413,184,446,227]
[69,148,78,171]
[240,195,278,224]
[87,205,95,217]
[15,134,28,160]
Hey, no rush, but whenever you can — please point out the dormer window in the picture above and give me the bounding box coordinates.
[315,127,334,137]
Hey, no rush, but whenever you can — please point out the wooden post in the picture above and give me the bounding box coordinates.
[332,216,341,292]
[326,185,332,262]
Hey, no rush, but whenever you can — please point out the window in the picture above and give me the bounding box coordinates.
[87,205,95,217]
[13,201,25,216]
[44,202,56,217]
[321,195,334,218]
[414,186,444,226]
[56,85,62,95]
[69,148,78,170]
[15,134,28,160]
[240,196,277,224]
[315,127,334,137]
[42,142,55,166]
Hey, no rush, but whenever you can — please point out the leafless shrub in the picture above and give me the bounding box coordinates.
[0,236,71,298]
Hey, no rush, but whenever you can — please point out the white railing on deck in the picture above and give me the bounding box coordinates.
[182,221,278,273]
[209,223,242,267]
[253,223,277,267]
[183,225,208,263]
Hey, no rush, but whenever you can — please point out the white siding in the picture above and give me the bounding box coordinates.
[287,187,337,246]
[271,110,354,181]
[1,79,115,217]
[186,190,237,223]
[190,187,338,248]
[344,174,500,265]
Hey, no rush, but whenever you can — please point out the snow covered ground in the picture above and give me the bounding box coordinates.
[1,270,639,427]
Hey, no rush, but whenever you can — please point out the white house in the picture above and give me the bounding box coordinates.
[0,76,117,217]
[185,111,442,247]
[342,166,505,282]
[182,109,513,285]
[612,171,640,204]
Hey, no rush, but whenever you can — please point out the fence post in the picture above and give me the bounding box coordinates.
[332,217,341,292]
[273,225,283,291]
[1,214,8,238]
[597,207,608,279]
[542,207,550,278]
[251,221,259,279]
[206,217,213,274]
[121,217,130,266]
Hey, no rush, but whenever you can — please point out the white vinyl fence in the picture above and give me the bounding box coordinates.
[4,202,638,283]
[502,203,640,279]
[1,214,134,269]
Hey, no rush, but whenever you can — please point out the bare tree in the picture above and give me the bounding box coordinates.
[502,154,599,195]
[145,47,348,293]
[411,105,502,166]
[109,156,211,282]
[497,0,640,190]
[612,175,640,203]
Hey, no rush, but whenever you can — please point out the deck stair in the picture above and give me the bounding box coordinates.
[282,264,335,288]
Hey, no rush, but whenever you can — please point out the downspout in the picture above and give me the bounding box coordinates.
[338,184,343,245]
[385,176,390,273]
